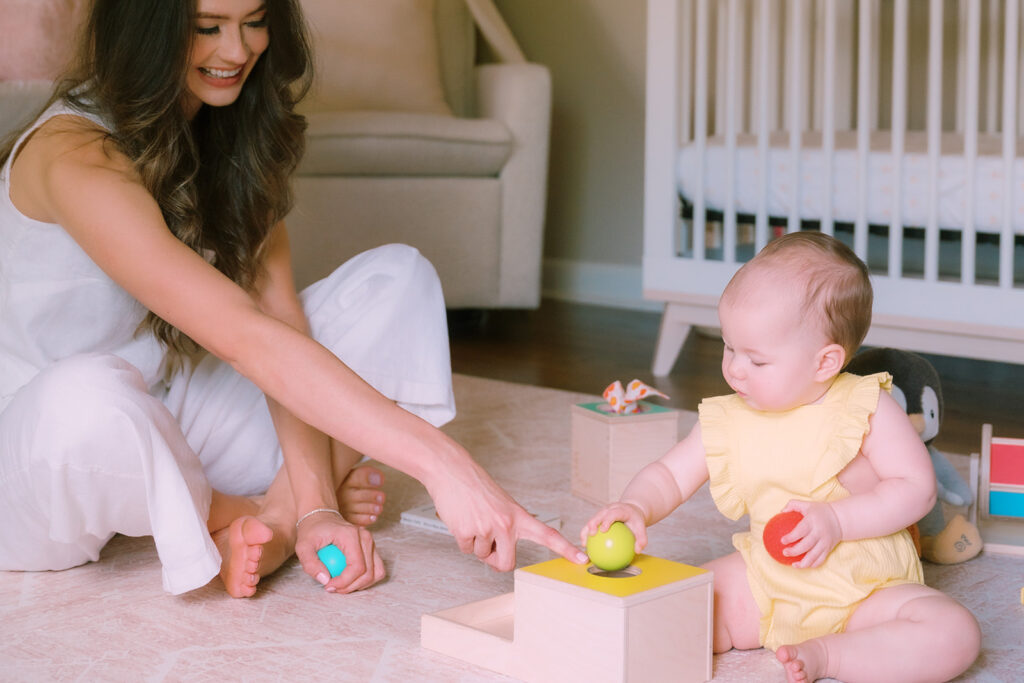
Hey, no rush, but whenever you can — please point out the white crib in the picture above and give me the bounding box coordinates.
[644,0,1024,375]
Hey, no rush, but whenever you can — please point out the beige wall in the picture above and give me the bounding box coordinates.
[495,0,648,275]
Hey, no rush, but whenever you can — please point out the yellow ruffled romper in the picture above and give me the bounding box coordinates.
[698,372,923,651]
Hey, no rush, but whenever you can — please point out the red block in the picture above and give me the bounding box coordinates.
[991,439,1024,486]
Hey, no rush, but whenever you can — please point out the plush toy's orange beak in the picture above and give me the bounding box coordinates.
[908,413,926,437]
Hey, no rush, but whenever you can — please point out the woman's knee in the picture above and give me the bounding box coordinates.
[20,354,156,462]
[370,243,442,292]
[33,353,147,400]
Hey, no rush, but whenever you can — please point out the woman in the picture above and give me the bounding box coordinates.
[0,0,585,598]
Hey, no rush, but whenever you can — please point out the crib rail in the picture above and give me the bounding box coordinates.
[644,0,1024,374]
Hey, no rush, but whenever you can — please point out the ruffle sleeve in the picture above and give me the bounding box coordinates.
[699,395,748,520]
[808,372,892,491]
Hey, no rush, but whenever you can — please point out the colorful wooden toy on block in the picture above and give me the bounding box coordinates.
[421,555,713,683]
[571,401,679,505]
[970,423,1024,556]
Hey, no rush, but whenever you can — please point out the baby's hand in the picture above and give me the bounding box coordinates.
[779,500,842,569]
[580,502,648,554]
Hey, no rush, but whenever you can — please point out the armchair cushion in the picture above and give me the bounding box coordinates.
[0,81,53,139]
[300,0,452,116]
[299,111,512,177]
[0,0,87,80]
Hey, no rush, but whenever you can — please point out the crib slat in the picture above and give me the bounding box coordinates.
[723,0,740,262]
[924,0,943,283]
[855,0,872,261]
[964,0,981,285]
[787,0,803,234]
[693,0,709,260]
[642,0,680,275]
[987,0,1001,135]
[1001,0,1019,289]
[957,1,968,134]
[715,1,727,136]
[1019,2,1024,135]
[755,0,771,252]
[821,0,836,237]
[679,0,693,143]
[735,0,747,135]
[870,2,881,132]
[888,0,908,279]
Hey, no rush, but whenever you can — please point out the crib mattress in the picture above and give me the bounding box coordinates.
[676,130,1024,234]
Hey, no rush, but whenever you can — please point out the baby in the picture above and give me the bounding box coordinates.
[581,232,980,682]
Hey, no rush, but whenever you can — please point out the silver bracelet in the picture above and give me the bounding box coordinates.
[295,507,343,529]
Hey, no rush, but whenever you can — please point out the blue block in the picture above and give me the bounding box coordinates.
[990,490,1024,518]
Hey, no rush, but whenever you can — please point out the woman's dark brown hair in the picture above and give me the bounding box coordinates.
[1,0,313,359]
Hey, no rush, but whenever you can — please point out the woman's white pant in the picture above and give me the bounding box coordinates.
[0,245,455,594]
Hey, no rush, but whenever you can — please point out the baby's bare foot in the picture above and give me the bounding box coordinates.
[777,640,829,683]
[213,515,273,598]
[337,465,385,526]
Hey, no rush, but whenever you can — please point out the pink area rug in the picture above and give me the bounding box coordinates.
[1,375,1020,681]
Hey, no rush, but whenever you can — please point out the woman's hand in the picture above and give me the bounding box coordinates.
[580,502,649,554]
[427,458,587,571]
[294,511,385,593]
[779,500,843,569]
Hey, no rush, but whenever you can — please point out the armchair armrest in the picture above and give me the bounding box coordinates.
[476,62,551,307]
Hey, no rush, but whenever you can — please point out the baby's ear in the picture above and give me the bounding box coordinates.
[815,343,846,381]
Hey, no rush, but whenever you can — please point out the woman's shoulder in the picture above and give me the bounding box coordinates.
[26,113,133,179]
[12,109,137,225]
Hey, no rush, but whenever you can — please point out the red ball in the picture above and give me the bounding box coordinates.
[763,511,806,565]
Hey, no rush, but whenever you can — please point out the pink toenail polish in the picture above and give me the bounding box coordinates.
[370,473,382,486]
[316,572,329,585]
[326,586,336,593]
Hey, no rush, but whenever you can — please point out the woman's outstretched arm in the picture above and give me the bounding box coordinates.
[27,117,586,573]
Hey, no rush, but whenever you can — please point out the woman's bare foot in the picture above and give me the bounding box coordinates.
[337,465,385,526]
[213,516,279,598]
[207,491,261,533]
[777,639,829,683]
[211,465,383,597]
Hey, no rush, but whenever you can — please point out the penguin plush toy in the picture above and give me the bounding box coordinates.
[846,348,982,564]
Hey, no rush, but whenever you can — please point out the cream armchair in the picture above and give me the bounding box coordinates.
[290,0,551,309]
[0,0,551,310]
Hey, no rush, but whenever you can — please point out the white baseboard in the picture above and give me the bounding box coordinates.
[541,258,663,312]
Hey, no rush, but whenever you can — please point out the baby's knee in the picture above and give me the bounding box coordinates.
[913,596,981,678]
[938,600,982,671]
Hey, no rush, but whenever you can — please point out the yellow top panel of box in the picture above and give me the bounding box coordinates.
[519,554,708,598]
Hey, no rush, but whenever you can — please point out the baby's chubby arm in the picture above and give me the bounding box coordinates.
[782,390,937,567]
[580,423,710,553]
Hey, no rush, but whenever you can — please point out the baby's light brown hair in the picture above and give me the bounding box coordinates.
[722,231,873,363]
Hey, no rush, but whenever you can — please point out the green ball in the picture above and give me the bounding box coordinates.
[586,522,636,571]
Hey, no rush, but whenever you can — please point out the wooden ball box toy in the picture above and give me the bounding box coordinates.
[571,401,680,505]
[421,555,713,682]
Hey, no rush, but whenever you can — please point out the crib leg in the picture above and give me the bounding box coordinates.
[652,303,694,377]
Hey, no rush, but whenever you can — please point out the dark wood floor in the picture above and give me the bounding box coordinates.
[449,299,1024,457]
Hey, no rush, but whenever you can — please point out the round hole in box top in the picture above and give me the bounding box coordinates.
[587,565,642,579]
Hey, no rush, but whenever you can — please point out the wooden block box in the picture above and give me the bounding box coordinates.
[422,555,713,683]
[973,424,1024,555]
[571,401,679,505]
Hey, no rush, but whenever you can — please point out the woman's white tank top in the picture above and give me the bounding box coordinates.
[0,99,166,411]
